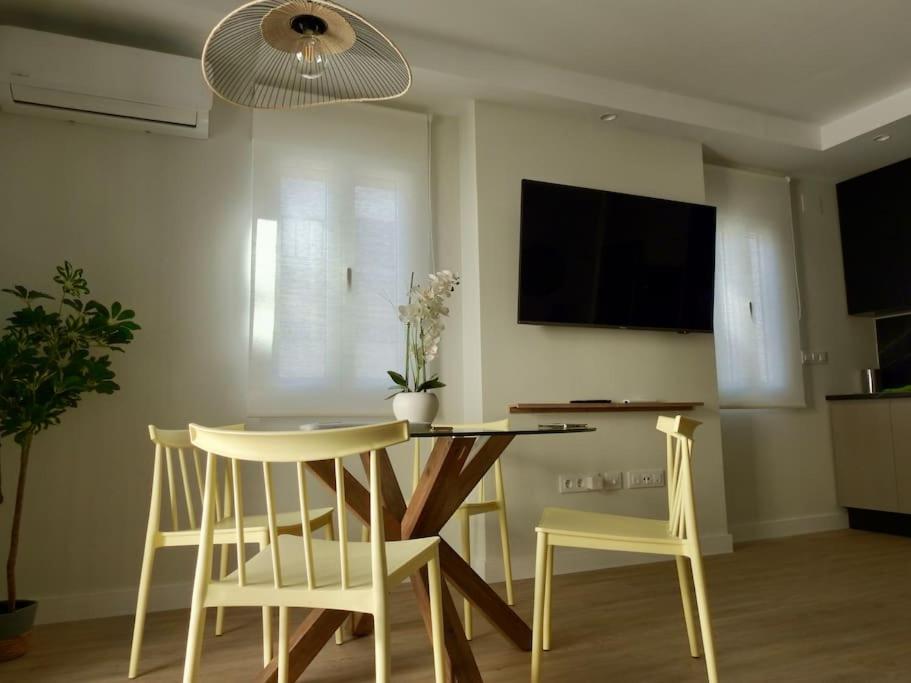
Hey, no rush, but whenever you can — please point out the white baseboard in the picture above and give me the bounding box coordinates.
[484,532,734,583]
[728,511,848,543]
[34,581,191,625]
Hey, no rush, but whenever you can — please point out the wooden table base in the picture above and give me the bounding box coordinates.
[256,434,530,683]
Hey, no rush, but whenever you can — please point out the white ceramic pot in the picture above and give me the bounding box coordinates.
[392,392,439,428]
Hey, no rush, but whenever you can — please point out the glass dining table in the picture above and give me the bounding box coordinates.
[256,423,595,683]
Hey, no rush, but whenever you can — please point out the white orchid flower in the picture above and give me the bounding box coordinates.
[388,270,461,393]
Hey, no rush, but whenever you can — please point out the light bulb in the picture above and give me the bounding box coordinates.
[296,35,325,80]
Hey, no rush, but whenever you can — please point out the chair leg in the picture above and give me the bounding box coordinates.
[261,608,272,666]
[128,542,157,678]
[214,544,229,637]
[277,606,289,683]
[181,591,207,683]
[675,556,701,658]
[459,509,473,640]
[427,550,446,683]
[543,544,554,651]
[497,505,516,606]
[531,532,548,683]
[690,552,719,683]
[374,601,392,683]
[259,541,272,667]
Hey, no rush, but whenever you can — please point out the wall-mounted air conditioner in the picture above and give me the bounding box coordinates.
[0,26,212,139]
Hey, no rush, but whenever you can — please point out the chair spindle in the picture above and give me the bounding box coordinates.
[231,459,247,586]
[262,461,283,588]
[295,462,317,589]
[178,448,198,529]
[335,457,349,589]
[164,446,180,531]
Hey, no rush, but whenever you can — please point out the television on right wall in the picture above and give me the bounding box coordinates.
[837,156,911,316]
[517,179,717,333]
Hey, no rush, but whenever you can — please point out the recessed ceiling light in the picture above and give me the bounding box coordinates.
[873,134,891,143]
[599,113,618,122]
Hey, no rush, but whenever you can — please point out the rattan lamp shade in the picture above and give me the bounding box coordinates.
[202,0,411,109]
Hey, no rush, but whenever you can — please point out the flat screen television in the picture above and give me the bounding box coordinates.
[518,179,717,332]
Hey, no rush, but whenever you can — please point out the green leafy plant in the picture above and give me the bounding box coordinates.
[0,262,139,613]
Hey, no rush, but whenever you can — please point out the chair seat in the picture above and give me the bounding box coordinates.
[224,534,439,591]
[458,500,500,516]
[215,508,334,534]
[537,507,681,547]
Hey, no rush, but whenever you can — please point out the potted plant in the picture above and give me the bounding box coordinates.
[0,262,139,660]
[387,270,460,426]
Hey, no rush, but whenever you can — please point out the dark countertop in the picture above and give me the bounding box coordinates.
[826,392,911,401]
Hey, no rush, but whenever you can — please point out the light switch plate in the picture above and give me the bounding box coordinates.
[602,470,623,491]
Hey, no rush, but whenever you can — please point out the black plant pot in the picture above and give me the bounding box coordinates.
[0,600,38,661]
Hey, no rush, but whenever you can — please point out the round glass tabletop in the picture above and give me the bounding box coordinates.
[281,420,596,438]
[409,425,596,438]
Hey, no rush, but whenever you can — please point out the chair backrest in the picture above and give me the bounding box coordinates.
[189,421,409,594]
[412,418,510,498]
[147,424,244,532]
[656,415,701,541]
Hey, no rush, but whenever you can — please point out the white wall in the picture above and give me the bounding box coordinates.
[462,101,733,579]
[0,95,860,624]
[721,178,877,541]
[431,113,465,424]
[0,103,254,622]
[0,103,478,624]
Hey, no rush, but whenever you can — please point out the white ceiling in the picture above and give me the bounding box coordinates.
[324,0,911,124]
[2,0,911,179]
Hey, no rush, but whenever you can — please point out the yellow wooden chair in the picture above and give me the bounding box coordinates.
[183,421,445,683]
[128,424,335,679]
[531,416,718,683]
[412,418,514,640]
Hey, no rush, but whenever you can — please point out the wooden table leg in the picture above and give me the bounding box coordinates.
[361,450,407,522]
[351,613,374,637]
[255,609,349,683]
[439,541,532,650]
[261,438,531,682]
[412,565,482,683]
[307,459,401,539]
[402,437,474,538]
[407,436,515,538]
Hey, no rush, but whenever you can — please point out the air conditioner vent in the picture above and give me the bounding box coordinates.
[10,84,199,128]
[0,26,212,139]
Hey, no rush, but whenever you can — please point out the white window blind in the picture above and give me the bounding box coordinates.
[706,165,805,408]
[249,104,431,416]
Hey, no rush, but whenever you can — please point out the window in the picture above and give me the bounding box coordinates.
[249,105,431,416]
[706,165,804,408]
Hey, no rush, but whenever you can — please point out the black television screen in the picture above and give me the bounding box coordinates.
[518,179,717,332]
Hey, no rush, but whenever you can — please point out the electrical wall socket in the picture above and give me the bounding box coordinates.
[626,468,666,489]
[801,350,829,365]
[558,472,608,494]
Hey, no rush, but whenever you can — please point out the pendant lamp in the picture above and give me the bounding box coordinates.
[202,0,411,109]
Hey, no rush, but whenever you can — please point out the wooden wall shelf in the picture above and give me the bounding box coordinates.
[508,401,704,414]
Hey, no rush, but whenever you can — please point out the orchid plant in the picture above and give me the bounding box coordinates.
[387,270,460,396]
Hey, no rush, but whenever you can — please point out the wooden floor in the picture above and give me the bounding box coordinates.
[8,529,911,682]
